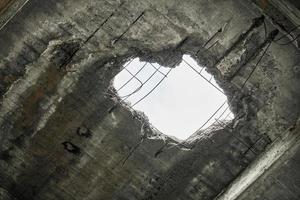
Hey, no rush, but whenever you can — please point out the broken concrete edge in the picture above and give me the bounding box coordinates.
[0,0,30,31]
[214,117,300,200]
[105,74,185,146]
[0,25,267,162]
[0,9,276,163]
[1,0,298,198]
[103,46,241,148]
[86,36,260,148]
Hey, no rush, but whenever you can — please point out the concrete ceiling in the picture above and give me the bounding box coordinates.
[0,0,299,200]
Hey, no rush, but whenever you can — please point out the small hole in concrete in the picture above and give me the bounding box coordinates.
[113,55,233,140]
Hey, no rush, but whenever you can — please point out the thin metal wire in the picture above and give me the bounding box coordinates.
[118,38,271,134]
[121,65,165,101]
[224,112,232,120]
[196,100,228,131]
[110,10,279,155]
[112,11,274,138]
[196,31,274,132]
[0,0,31,31]
[202,28,222,48]
[119,58,231,134]
[273,24,300,42]
[215,118,227,127]
[216,105,229,121]
[204,40,219,52]
[116,58,135,76]
[182,58,225,94]
[215,40,272,125]
[275,33,300,45]
[119,83,143,99]
[117,62,148,92]
[122,67,143,85]
[200,65,205,73]
[112,11,145,44]
[117,57,228,131]
[149,63,167,77]
[240,42,272,89]
[131,67,173,107]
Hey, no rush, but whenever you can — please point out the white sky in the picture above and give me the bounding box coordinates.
[113,55,233,140]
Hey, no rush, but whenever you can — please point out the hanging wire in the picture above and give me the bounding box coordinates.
[216,105,230,121]
[110,10,279,141]
[105,11,280,155]
[114,59,147,98]
[115,38,273,136]
[117,62,148,92]
[117,56,231,135]
[273,24,300,42]
[240,41,272,89]
[131,67,173,107]
[273,24,300,45]
[196,100,228,131]
[195,29,275,132]
[114,12,284,155]
[119,83,143,99]
[120,65,165,102]
[224,111,232,121]
[112,58,135,78]
[274,33,300,45]
[122,68,143,86]
[182,59,225,94]
[149,63,168,77]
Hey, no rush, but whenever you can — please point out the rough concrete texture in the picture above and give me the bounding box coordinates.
[237,120,300,200]
[0,0,13,13]
[216,118,300,200]
[0,0,299,200]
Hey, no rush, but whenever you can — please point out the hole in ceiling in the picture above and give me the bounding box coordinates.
[113,55,234,140]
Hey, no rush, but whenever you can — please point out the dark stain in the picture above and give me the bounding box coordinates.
[48,40,81,68]
[108,104,118,113]
[289,124,296,132]
[10,134,26,148]
[154,144,167,158]
[76,126,92,138]
[175,36,190,49]
[260,0,269,9]
[0,149,13,161]
[62,142,81,155]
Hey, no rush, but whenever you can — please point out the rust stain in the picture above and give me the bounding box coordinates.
[3,74,18,84]
[260,0,269,10]
[0,0,14,14]
[21,67,65,129]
